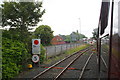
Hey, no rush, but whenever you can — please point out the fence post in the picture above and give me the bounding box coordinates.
[45,47,48,60]
[55,45,56,55]
[70,43,71,48]
[61,45,62,52]
[66,44,67,50]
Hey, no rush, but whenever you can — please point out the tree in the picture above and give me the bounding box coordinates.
[1,2,45,53]
[64,35,71,43]
[92,28,98,40]
[80,34,87,39]
[70,31,87,42]
[34,25,54,46]
[2,2,45,29]
[1,2,45,42]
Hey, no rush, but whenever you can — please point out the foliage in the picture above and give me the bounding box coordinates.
[2,62,20,79]
[2,29,32,54]
[1,1,45,56]
[63,32,87,42]
[2,29,20,40]
[39,44,46,63]
[2,38,30,79]
[34,25,54,46]
[92,28,98,40]
[2,2,45,29]
[1,2,46,78]
[64,35,71,43]
[80,34,87,39]
[1,1,45,43]
[71,31,87,39]
[58,34,66,40]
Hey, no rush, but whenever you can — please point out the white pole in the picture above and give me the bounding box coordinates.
[78,18,81,40]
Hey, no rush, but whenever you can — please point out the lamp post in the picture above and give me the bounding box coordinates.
[78,18,81,42]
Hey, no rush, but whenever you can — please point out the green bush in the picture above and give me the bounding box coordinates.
[39,44,46,63]
[2,38,30,79]
[2,62,20,79]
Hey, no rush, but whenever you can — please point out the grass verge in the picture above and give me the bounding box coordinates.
[64,44,90,55]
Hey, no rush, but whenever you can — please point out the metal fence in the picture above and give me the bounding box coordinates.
[44,43,83,58]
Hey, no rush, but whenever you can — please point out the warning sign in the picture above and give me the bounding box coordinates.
[32,39,40,54]
[32,55,39,63]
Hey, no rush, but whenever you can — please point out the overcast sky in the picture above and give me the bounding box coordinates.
[1,0,119,38]
[38,0,102,38]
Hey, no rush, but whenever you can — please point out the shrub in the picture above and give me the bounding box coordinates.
[2,38,30,79]
[39,44,46,63]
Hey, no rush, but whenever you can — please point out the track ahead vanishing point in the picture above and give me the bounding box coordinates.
[32,46,95,80]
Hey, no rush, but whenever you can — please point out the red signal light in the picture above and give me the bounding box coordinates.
[34,40,39,45]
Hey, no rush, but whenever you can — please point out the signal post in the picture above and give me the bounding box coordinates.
[32,39,41,67]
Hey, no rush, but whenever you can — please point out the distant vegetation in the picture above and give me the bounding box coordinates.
[59,31,87,43]
[34,25,54,46]
[92,28,98,40]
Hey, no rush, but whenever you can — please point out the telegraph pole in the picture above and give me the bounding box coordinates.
[78,18,81,41]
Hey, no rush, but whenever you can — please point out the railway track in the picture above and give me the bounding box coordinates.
[99,48,109,78]
[32,46,94,80]
[95,47,108,78]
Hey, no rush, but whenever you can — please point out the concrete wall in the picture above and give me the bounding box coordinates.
[44,43,83,58]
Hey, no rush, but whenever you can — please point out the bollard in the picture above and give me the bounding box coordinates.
[28,64,32,69]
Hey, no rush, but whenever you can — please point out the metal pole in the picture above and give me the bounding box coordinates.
[79,18,81,40]
[108,0,114,79]
[61,45,62,52]
[38,35,41,67]
[98,38,101,78]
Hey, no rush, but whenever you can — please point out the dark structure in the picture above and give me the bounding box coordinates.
[97,0,120,79]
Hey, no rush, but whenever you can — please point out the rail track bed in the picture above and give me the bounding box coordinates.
[32,46,102,79]
[58,48,97,79]
[99,48,109,78]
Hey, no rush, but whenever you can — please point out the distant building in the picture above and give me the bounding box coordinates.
[70,32,78,42]
[51,36,65,45]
